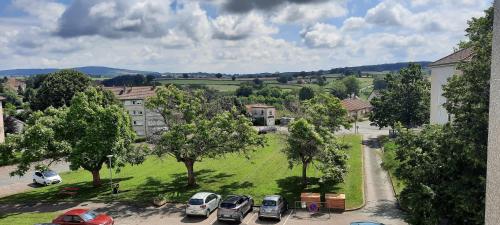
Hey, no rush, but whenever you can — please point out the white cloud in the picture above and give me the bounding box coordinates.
[272,1,348,24]
[12,0,65,24]
[341,17,367,31]
[212,13,278,40]
[301,23,344,48]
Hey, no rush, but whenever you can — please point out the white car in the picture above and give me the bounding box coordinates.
[186,192,222,217]
[32,170,62,186]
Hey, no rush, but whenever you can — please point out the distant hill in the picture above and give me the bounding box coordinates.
[328,61,432,75]
[0,66,160,77]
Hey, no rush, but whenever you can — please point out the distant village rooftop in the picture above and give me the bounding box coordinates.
[341,98,372,112]
[429,47,474,67]
[104,86,156,100]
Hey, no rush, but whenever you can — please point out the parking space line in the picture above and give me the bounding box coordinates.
[207,211,218,225]
[244,212,257,224]
[281,210,293,225]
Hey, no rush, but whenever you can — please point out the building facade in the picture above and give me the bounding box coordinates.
[245,104,276,126]
[429,48,473,124]
[104,86,166,137]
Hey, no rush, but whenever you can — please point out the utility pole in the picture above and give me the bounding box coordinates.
[486,1,500,224]
[107,155,113,194]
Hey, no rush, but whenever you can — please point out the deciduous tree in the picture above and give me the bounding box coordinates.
[11,87,141,187]
[370,64,430,129]
[31,70,91,111]
[146,85,265,186]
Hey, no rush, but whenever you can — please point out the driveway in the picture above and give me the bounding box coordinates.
[0,161,70,197]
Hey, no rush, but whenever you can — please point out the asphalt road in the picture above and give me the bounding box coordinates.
[0,160,69,197]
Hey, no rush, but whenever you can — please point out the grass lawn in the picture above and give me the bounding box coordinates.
[0,134,364,209]
[0,212,59,225]
[380,139,405,197]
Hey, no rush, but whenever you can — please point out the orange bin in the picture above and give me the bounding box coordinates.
[300,193,321,209]
[325,193,345,210]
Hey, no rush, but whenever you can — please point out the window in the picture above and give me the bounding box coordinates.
[189,199,204,205]
[269,111,273,116]
[261,110,264,115]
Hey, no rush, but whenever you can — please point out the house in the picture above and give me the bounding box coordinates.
[341,97,373,118]
[245,104,276,126]
[104,86,166,137]
[4,78,26,92]
[429,48,473,124]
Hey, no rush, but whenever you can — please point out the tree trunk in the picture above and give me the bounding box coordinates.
[184,160,196,187]
[91,170,102,187]
[302,161,308,185]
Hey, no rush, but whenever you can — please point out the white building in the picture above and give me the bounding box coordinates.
[104,86,166,137]
[429,48,473,124]
[245,104,276,126]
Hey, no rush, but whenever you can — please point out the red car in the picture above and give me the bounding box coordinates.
[52,209,114,225]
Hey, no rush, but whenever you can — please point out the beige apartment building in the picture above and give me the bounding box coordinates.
[245,104,276,126]
[104,86,166,137]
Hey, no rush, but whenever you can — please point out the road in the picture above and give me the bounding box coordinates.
[0,160,69,197]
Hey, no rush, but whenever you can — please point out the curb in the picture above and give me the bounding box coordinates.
[345,134,366,211]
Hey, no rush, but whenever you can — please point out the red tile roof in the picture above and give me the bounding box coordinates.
[104,86,156,100]
[429,48,474,67]
[341,98,372,112]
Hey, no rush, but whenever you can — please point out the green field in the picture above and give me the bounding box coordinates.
[0,134,363,208]
[155,77,374,98]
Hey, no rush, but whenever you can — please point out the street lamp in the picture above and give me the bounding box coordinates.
[106,154,113,194]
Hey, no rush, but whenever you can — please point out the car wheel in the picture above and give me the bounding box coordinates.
[43,181,48,186]
[278,213,282,221]
[32,179,37,184]
[205,210,210,218]
[238,213,243,222]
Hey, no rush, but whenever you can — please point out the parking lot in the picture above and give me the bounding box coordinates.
[55,201,404,225]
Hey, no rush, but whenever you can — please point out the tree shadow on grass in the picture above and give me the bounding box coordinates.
[276,176,341,204]
[126,169,242,203]
[0,177,134,204]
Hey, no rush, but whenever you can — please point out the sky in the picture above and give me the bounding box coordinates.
[0,0,492,73]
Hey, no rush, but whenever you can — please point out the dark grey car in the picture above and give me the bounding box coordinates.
[217,195,254,222]
[258,195,288,221]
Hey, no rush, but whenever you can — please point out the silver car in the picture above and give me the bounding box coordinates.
[186,192,222,217]
[258,195,288,221]
[217,195,254,222]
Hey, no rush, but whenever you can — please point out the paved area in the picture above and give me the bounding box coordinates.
[0,160,69,197]
[0,121,407,224]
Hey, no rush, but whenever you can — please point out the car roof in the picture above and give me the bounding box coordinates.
[64,209,88,216]
[191,192,214,199]
[263,195,281,201]
[222,195,244,203]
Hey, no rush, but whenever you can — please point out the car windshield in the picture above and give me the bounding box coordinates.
[220,202,236,208]
[80,211,97,222]
[262,200,277,206]
[42,171,57,177]
[189,199,204,205]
